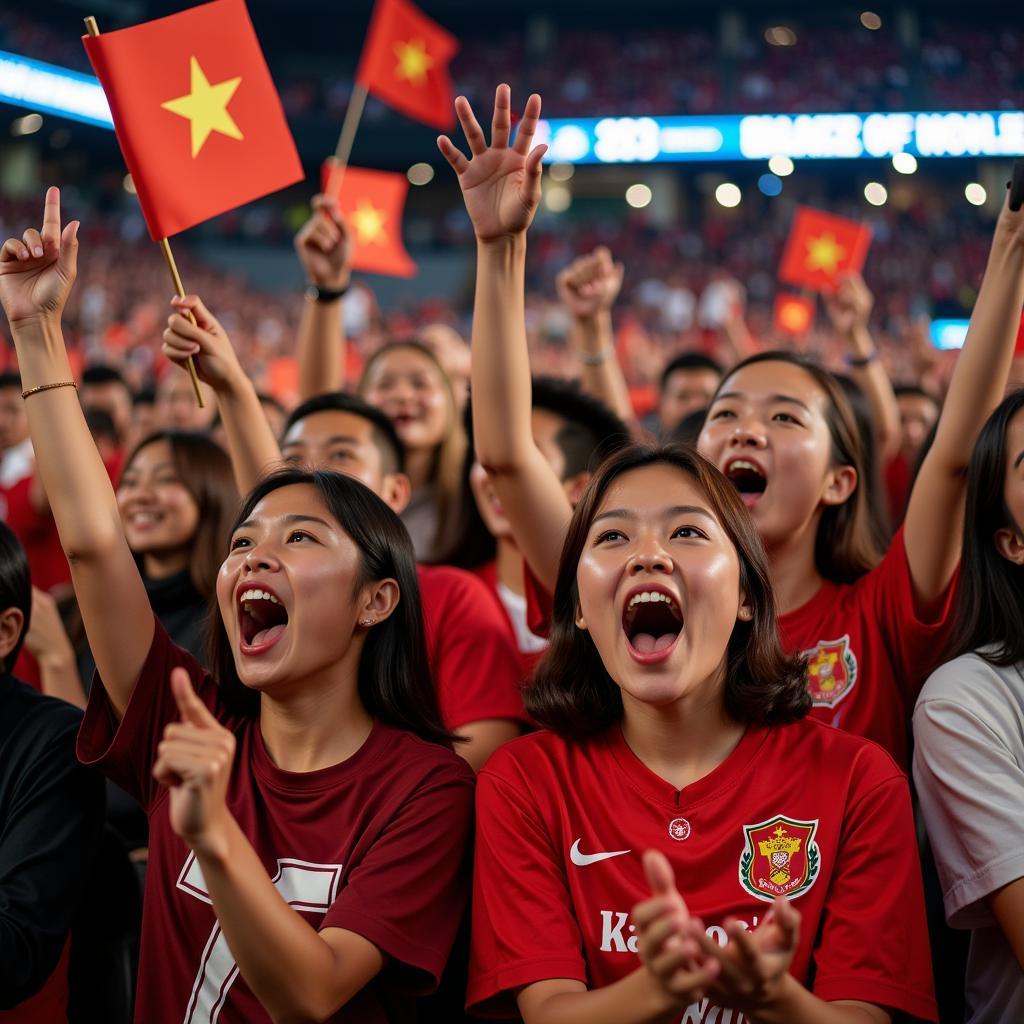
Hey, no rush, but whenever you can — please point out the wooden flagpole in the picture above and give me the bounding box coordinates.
[85,15,205,408]
[324,84,368,200]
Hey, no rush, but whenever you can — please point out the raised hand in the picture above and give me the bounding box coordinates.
[824,272,873,336]
[438,84,547,242]
[0,187,79,327]
[162,294,245,392]
[556,246,624,320]
[295,195,352,290]
[153,668,236,857]
[633,850,720,1009]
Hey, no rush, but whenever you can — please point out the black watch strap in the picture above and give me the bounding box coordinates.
[305,283,350,302]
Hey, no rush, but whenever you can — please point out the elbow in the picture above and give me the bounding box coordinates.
[64,526,129,566]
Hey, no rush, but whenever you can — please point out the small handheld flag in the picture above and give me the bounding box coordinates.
[778,207,872,296]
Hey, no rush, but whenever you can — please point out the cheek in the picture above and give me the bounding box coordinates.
[575,551,619,627]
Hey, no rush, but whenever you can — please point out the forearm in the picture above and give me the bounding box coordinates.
[36,649,86,708]
[215,372,284,495]
[752,976,885,1024]
[197,814,362,1023]
[521,969,680,1024]
[573,313,637,428]
[297,296,344,401]
[847,326,900,461]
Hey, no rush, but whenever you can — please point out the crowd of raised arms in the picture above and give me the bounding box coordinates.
[1,85,1023,1024]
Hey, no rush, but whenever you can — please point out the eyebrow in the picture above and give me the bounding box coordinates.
[234,513,334,532]
[593,504,717,524]
[713,391,812,413]
[1015,448,1024,470]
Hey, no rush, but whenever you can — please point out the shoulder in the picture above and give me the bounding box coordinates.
[418,563,492,603]
[917,652,1017,707]
[479,729,586,793]
[377,724,476,789]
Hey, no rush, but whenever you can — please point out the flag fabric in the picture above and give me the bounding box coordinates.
[778,206,873,295]
[83,0,302,239]
[322,162,417,278]
[1016,310,1024,356]
[355,0,457,130]
[773,292,815,337]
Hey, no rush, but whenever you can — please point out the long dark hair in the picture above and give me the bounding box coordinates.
[527,444,809,739]
[121,431,238,599]
[711,352,883,583]
[946,390,1024,666]
[207,469,455,746]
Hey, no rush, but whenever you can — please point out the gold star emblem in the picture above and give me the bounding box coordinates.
[161,56,243,158]
[393,39,434,86]
[804,232,846,275]
[351,200,388,246]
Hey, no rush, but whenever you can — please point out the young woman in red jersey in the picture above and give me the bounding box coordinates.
[0,189,474,1024]
[468,443,937,1024]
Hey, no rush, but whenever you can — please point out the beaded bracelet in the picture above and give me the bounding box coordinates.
[22,381,78,400]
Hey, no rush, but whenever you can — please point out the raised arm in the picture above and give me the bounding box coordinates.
[438,84,573,593]
[294,196,353,400]
[162,295,282,495]
[905,191,1024,606]
[0,188,151,718]
[825,273,900,462]
[556,247,638,429]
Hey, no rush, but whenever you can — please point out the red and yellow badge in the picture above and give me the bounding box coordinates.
[739,815,821,903]
[801,634,858,708]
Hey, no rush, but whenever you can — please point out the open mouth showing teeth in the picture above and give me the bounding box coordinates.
[622,591,684,655]
[726,460,767,496]
[239,589,289,648]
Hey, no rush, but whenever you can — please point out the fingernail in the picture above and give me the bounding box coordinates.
[33,247,43,257]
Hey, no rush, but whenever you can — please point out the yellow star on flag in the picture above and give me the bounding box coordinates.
[351,200,388,246]
[804,232,846,275]
[161,56,243,158]
[393,39,434,86]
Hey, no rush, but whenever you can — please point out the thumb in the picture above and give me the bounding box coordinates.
[643,849,678,898]
[58,220,79,278]
[171,667,217,728]
[524,144,547,204]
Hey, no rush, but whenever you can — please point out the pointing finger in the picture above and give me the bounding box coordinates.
[41,185,61,249]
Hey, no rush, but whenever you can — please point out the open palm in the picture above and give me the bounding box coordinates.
[438,85,547,241]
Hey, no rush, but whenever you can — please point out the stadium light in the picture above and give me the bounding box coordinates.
[864,182,888,205]
[549,162,575,182]
[757,173,783,196]
[765,27,797,47]
[545,184,571,213]
[965,182,987,206]
[123,174,136,194]
[625,183,653,208]
[0,49,111,127]
[407,162,434,186]
[11,112,42,136]
[860,12,882,30]
[768,155,795,176]
[715,182,742,207]
[892,152,918,174]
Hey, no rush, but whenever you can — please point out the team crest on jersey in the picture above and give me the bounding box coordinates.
[801,634,857,708]
[739,815,820,903]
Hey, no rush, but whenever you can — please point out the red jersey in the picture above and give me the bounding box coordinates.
[0,474,70,595]
[472,559,546,679]
[78,619,475,1024]
[417,564,528,730]
[469,719,936,1022]
[779,527,955,768]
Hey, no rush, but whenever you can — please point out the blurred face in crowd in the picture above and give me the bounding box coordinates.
[361,347,451,455]
[126,399,158,453]
[896,392,939,463]
[698,360,855,550]
[280,410,410,514]
[261,398,287,441]
[117,439,200,567]
[658,367,722,433]
[418,324,471,412]
[155,372,216,432]
[80,380,132,442]
[0,385,28,451]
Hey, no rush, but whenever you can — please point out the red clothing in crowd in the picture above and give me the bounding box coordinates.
[469,720,937,1022]
[78,619,475,1024]
[0,474,70,595]
[471,559,546,680]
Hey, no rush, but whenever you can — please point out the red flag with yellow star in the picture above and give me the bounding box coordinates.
[322,163,417,278]
[778,207,872,295]
[355,0,457,130]
[83,0,302,240]
[773,292,815,337]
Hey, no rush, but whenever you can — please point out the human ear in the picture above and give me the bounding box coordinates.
[575,604,588,631]
[358,579,401,628]
[0,606,25,664]
[381,472,412,515]
[737,592,753,622]
[820,464,858,507]
[564,472,591,508]
[994,526,1024,566]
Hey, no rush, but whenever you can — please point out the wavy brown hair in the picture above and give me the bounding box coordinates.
[526,444,809,739]
[711,352,883,583]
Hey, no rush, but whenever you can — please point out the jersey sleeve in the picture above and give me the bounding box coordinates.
[913,669,1024,929]
[810,751,938,1021]
[321,760,474,992]
[423,568,529,730]
[523,561,553,639]
[468,766,587,1018]
[865,526,957,703]
[77,614,226,812]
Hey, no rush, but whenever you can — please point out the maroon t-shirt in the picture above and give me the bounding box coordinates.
[78,618,475,1024]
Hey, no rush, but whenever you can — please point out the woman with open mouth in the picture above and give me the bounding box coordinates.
[0,189,474,1023]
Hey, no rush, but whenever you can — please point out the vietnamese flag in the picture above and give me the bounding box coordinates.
[773,292,815,337]
[356,0,457,130]
[322,162,417,278]
[83,0,302,239]
[778,207,872,295]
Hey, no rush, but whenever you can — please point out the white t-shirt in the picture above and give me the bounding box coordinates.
[913,651,1024,1024]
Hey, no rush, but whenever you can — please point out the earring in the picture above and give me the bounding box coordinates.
[360,618,374,627]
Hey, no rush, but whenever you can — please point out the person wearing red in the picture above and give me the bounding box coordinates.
[0,189,474,1024]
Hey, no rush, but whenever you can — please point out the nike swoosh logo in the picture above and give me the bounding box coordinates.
[570,838,631,867]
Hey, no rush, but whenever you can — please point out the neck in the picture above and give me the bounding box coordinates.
[404,447,435,491]
[765,517,825,615]
[620,675,745,792]
[495,537,525,595]
[258,649,373,773]
[142,549,190,581]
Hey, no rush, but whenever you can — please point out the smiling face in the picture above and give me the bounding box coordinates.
[575,463,750,711]
[361,347,451,454]
[697,360,856,550]
[117,439,200,557]
[216,483,392,694]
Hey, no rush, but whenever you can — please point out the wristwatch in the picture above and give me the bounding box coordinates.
[305,283,350,303]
